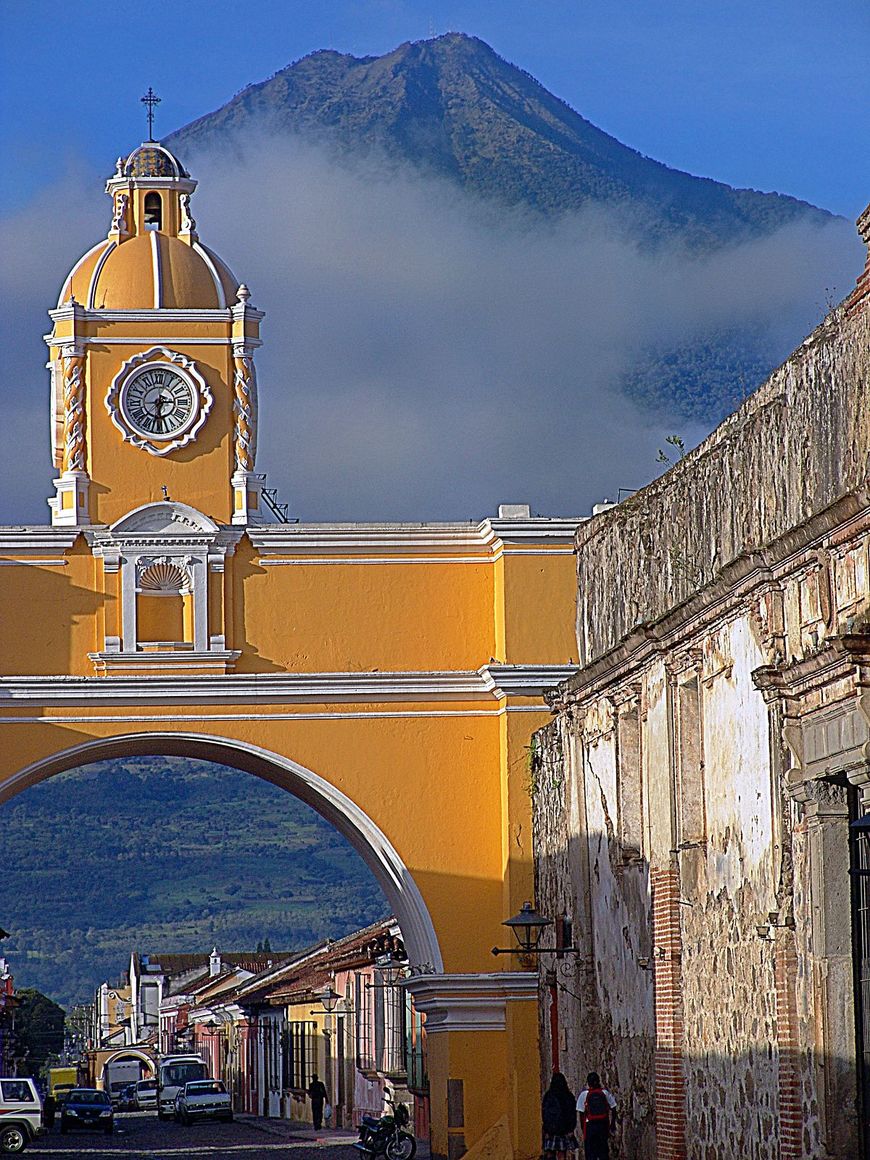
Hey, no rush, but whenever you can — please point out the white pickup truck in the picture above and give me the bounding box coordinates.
[0,1077,43,1153]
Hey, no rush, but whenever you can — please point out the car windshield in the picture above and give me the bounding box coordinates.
[71,1090,110,1105]
[137,1081,157,1091]
[186,1081,225,1094]
[165,1063,207,1085]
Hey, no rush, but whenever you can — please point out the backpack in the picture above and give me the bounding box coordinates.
[584,1088,610,1122]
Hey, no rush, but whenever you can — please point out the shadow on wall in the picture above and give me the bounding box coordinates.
[532,829,863,1160]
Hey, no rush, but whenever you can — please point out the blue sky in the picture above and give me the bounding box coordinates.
[2,0,868,217]
[0,1,866,523]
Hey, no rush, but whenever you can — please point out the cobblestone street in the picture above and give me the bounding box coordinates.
[22,1110,400,1160]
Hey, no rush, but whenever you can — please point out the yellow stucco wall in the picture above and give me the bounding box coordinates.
[1,141,583,1160]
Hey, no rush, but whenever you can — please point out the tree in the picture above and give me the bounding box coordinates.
[11,989,65,1077]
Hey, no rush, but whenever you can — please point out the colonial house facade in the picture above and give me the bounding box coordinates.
[181,920,424,1134]
[531,204,870,1160]
[88,921,426,1136]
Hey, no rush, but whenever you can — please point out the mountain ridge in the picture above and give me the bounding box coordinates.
[167,32,835,248]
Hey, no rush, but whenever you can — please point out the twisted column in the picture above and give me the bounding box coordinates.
[232,344,258,472]
[61,346,86,473]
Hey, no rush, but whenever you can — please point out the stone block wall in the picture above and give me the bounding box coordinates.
[574,302,869,665]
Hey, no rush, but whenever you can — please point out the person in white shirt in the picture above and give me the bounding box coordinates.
[576,1072,617,1160]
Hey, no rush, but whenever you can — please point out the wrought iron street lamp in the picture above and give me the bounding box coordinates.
[492,902,552,956]
[374,955,407,986]
[317,986,342,1014]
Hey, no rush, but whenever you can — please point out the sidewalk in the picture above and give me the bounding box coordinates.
[238,1114,429,1156]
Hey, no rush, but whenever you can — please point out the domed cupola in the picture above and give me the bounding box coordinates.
[57,140,238,310]
[46,127,265,532]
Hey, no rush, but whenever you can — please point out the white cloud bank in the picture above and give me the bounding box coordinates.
[0,136,861,523]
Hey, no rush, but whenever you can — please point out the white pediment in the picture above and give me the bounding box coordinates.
[110,502,219,536]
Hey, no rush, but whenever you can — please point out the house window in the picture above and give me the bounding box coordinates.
[381,976,406,1076]
[404,994,428,1093]
[144,192,162,230]
[617,703,643,859]
[286,1021,316,1090]
[676,676,705,845]
[356,973,374,1071]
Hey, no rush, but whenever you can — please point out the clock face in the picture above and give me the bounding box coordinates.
[107,347,213,457]
[120,366,196,439]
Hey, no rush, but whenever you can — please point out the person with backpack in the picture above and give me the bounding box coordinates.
[576,1072,617,1160]
[541,1071,578,1160]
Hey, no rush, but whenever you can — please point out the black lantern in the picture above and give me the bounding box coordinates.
[491,901,552,956]
[375,955,407,986]
[318,986,341,1013]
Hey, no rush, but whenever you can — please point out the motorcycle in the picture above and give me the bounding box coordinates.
[354,1098,416,1160]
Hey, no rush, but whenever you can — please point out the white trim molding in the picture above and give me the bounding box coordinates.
[248,517,584,556]
[0,529,81,553]
[0,664,577,708]
[404,972,539,1034]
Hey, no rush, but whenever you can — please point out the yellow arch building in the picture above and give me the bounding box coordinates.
[0,141,581,1159]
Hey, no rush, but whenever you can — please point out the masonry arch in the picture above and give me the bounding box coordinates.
[2,732,444,973]
[102,1048,155,1077]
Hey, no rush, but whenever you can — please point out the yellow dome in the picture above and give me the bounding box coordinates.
[58,234,238,310]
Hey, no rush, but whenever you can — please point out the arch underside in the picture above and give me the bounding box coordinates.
[4,732,443,973]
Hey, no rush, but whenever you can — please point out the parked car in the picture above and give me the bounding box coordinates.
[174,1079,233,1125]
[117,1083,137,1112]
[0,1077,43,1153]
[59,1089,113,1135]
[134,1078,158,1111]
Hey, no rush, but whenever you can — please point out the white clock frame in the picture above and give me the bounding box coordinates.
[106,346,213,456]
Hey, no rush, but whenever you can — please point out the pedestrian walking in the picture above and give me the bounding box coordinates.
[576,1072,617,1160]
[542,1071,578,1160]
[307,1073,328,1130]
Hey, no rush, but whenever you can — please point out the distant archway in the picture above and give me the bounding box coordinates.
[3,733,444,972]
[102,1048,154,1076]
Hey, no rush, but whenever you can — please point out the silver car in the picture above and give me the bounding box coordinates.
[174,1080,233,1125]
[134,1079,158,1111]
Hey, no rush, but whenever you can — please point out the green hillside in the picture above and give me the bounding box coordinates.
[0,758,388,1009]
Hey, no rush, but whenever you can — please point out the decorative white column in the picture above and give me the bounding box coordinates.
[49,343,91,526]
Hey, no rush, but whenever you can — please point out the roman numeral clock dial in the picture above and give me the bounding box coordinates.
[124,369,194,436]
[107,348,213,457]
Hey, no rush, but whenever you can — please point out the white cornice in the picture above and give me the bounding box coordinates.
[47,307,235,325]
[403,972,539,1034]
[249,518,583,554]
[0,664,577,708]
[0,528,81,552]
[483,665,579,698]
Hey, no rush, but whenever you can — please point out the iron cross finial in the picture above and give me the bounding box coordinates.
[141,87,161,141]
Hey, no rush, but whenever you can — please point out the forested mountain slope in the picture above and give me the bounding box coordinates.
[0,759,387,1009]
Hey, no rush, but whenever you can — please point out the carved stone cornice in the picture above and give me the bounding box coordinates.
[553,490,868,711]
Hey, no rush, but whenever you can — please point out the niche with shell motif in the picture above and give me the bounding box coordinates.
[135,558,194,649]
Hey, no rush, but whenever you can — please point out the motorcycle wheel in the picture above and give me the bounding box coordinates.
[386,1131,416,1160]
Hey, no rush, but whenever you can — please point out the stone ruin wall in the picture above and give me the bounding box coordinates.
[574,302,869,666]
[533,292,869,1158]
[533,716,656,1160]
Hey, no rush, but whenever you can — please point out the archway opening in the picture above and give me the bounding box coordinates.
[0,736,441,1131]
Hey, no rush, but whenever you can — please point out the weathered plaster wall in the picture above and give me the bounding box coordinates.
[533,716,656,1160]
[575,304,869,664]
[533,274,870,1158]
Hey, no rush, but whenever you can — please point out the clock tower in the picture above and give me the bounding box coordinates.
[46,141,263,527]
